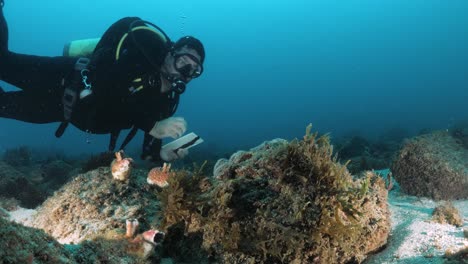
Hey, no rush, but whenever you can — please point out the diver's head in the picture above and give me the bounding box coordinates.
[161,36,205,94]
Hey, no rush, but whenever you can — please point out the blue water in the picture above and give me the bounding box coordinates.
[1,0,467,156]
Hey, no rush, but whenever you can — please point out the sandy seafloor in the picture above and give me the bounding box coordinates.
[7,169,468,264]
[365,170,467,264]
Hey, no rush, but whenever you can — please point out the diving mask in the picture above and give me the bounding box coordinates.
[173,53,203,80]
[162,52,203,95]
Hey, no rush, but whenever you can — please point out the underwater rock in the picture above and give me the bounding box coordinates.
[158,127,391,263]
[449,120,468,149]
[336,136,370,158]
[0,217,75,263]
[39,160,75,193]
[0,216,162,263]
[0,161,46,208]
[41,160,74,183]
[334,135,398,174]
[431,202,463,227]
[81,151,116,173]
[213,138,289,180]
[391,131,468,200]
[26,167,160,244]
[444,245,468,262]
[2,145,32,167]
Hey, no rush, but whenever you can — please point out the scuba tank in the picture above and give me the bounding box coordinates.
[63,38,100,57]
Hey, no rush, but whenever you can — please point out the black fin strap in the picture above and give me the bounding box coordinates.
[120,126,139,150]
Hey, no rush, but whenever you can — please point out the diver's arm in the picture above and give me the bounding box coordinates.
[141,133,163,162]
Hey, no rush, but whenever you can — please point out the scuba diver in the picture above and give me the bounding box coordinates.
[0,1,205,163]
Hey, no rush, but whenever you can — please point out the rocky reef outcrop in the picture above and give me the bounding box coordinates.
[334,135,401,174]
[26,167,160,245]
[0,125,393,263]
[391,131,468,200]
[0,217,74,263]
[157,125,391,263]
[0,161,46,208]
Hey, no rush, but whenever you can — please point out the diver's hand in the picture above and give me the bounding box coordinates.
[149,117,187,139]
[160,148,189,162]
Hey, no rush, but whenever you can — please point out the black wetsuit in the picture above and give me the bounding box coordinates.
[0,8,177,161]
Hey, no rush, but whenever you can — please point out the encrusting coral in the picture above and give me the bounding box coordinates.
[157,124,391,263]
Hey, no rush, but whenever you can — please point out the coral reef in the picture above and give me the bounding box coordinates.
[26,167,160,244]
[431,202,463,227]
[157,125,391,263]
[391,131,468,200]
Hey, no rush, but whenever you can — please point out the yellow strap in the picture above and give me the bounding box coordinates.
[116,26,167,61]
[135,85,144,92]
